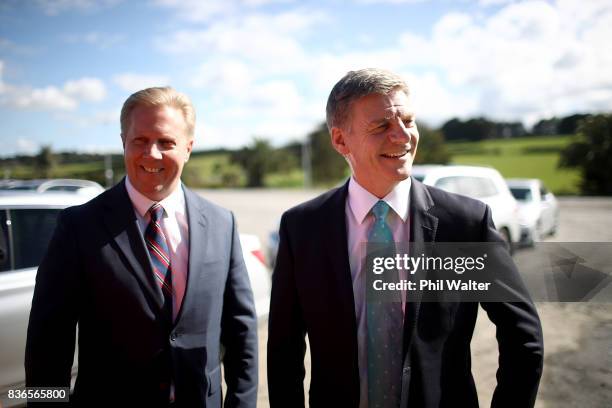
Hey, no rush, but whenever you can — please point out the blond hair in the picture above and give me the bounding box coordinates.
[120,86,196,139]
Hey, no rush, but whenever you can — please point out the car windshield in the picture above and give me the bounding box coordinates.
[510,187,532,202]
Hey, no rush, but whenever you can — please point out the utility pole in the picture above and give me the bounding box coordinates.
[104,154,114,188]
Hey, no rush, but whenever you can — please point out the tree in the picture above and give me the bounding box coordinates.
[559,114,612,195]
[558,114,590,135]
[231,138,294,187]
[34,145,56,178]
[532,117,560,135]
[308,123,348,185]
[441,117,496,141]
[414,123,451,164]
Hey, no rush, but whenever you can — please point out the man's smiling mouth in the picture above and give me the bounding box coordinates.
[142,166,163,173]
[381,150,408,159]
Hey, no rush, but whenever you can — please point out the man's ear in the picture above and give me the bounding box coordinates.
[330,126,350,156]
[185,138,194,162]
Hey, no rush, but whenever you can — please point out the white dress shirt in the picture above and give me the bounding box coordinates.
[345,176,411,408]
[125,177,189,322]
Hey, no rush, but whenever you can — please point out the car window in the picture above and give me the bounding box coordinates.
[9,209,61,270]
[435,176,498,198]
[44,186,81,192]
[510,187,533,202]
[0,210,10,272]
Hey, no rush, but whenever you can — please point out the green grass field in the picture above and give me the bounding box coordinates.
[446,135,581,195]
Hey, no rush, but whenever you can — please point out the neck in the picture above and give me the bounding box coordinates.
[351,175,397,199]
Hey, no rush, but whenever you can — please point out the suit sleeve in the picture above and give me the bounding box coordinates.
[220,212,258,408]
[25,210,79,390]
[267,212,307,407]
[479,206,544,408]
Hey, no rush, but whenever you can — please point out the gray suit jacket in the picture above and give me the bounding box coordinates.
[26,179,258,407]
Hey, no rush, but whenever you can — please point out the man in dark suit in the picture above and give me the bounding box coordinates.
[267,69,543,407]
[26,87,258,407]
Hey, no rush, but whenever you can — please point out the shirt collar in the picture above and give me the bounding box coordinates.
[125,176,185,219]
[347,176,411,224]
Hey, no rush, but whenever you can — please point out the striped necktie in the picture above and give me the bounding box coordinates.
[366,200,403,408]
[145,203,173,317]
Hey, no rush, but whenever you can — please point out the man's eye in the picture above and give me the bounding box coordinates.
[373,124,387,132]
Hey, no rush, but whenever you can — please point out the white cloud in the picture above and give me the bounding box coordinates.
[0,74,107,111]
[112,73,171,93]
[305,0,611,128]
[16,138,40,154]
[157,10,325,71]
[64,77,106,102]
[160,0,612,145]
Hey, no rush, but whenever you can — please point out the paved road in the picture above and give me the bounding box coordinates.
[196,190,612,408]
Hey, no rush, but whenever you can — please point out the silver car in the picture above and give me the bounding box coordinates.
[507,178,559,246]
[411,165,522,253]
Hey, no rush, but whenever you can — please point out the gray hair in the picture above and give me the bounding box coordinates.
[325,68,410,132]
[120,86,196,140]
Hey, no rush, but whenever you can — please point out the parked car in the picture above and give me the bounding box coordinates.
[411,165,521,252]
[0,187,270,406]
[506,178,559,246]
[0,179,105,196]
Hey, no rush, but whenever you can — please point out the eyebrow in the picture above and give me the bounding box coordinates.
[369,111,416,126]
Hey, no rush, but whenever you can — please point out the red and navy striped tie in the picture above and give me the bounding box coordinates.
[145,203,173,317]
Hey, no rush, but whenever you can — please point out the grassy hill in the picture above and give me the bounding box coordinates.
[446,135,580,194]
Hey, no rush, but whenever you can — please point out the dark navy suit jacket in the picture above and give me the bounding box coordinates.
[26,179,258,407]
[268,178,543,407]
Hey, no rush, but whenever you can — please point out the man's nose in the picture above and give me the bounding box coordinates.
[144,142,163,159]
[388,122,410,144]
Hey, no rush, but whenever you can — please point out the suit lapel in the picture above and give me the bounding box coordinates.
[409,179,438,244]
[102,180,165,313]
[321,181,360,356]
[174,187,209,326]
[403,178,438,355]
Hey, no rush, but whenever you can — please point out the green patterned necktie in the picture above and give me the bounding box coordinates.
[366,200,403,408]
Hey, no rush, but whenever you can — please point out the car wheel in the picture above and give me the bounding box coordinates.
[549,217,559,236]
[533,220,542,243]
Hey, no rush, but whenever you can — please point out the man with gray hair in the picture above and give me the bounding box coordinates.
[26,87,258,407]
[268,68,543,407]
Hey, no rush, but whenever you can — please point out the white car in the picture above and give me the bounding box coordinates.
[411,165,521,252]
[0,186,270,406]
[507,178,559,246]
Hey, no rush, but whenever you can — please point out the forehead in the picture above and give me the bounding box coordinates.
[128,104,187,134]
[351,89,413,119]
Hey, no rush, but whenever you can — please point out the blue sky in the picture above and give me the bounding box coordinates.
[1,0,610,156]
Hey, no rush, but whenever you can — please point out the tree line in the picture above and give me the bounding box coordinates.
[1,112,610,195]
